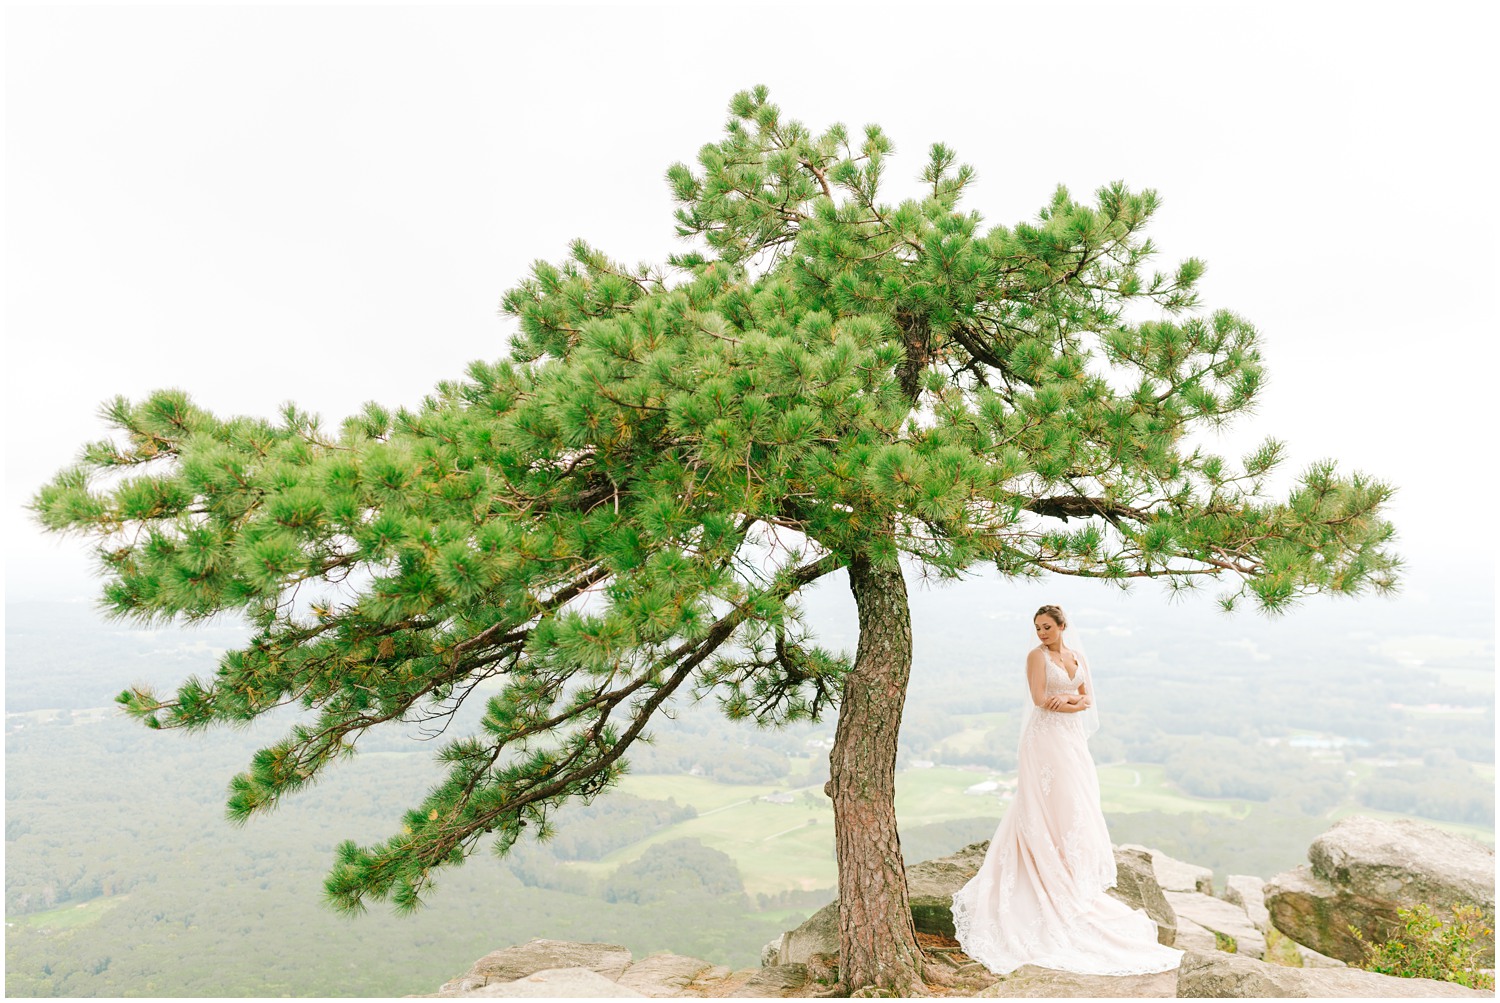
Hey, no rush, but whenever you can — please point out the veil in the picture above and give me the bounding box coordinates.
[1018,620,1099,744]
[1070,625,1100,738]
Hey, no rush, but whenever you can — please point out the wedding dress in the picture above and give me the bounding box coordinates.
[949,642,1183,976]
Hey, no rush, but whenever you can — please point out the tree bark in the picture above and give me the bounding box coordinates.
[823,550,926,997]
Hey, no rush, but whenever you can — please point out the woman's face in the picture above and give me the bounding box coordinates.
[1034,614,1062,646]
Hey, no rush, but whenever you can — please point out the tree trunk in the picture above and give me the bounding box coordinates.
[823,550,926,997]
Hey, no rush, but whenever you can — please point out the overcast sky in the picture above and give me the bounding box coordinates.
[6,3,1496,621]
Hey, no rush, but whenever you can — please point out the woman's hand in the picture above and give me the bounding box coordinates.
[1044,694,1071,711]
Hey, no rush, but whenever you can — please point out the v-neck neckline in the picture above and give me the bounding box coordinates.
[1043,646,1079,683]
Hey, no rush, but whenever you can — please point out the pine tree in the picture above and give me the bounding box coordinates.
[31,86,1398,996]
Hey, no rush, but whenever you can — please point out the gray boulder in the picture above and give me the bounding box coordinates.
[1175,949,1491,997]
[1295,944,1347,969]
[1122,843,1215,895]
[436,939,633,995]
[615,953,722,997]
[770,900,839,966]
[1165,890,1267,959]
[1266,816,1496,965]
[462,967,644,998]
[1174,917,1223,956]
[907,840,989,936]
[726,964,813,997]
[1110,846,1179,947]
[1221,874,1272,933]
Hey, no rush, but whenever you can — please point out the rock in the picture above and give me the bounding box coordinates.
[1264,866,1359,963]
[759,937,781,968]
[1310,817,1493,909]
[1110,846,1179,947]
[907,840,990,937]
[976,964,1178,997]
[462,966,644,997]
[1222,874,1272,933]
[1295,944,1347,969]
[616,952,719,997]
[436,939,633,995]
[1165,890,1267,959]
[1174,949,1491,997]
[1267,817,1496,965]
[1122,843,1214,895]
[1174,917,1223,956]
[772,900,839,965]
[802,951,839,988]
[725,963,813,997]
[1314,816,1495,962]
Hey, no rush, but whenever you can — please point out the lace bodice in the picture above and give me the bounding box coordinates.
[1040,647,1085,697]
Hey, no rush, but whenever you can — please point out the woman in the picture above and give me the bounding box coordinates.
[950,604,1183,976]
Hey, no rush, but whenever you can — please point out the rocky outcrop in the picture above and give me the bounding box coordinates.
[765,900,838,966]
[908,840,989,936]
[417,941,755,999]
[1265,816,1496,965]
[975,965,1178,997]
[1122,843,1214,895]
[1221,875,1271,932]
[1164,890,1267,959]
[1109,847,1179,947]
[1294,944,1347,969]
[1175,949,1492,997]
[424,818,1494,998]
[616,954,728,997]
[434,939,633,995]
[456,967,645,997]
[1173,917,1222,956]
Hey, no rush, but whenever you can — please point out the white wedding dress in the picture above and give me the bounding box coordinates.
[950,644,1183,976]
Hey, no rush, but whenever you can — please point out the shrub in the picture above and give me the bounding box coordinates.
[1350,903,1495,990]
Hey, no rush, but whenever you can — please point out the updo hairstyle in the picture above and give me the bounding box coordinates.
[1035,604,1067,629]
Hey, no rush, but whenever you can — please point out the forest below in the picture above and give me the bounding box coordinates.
[5,570,1493,997]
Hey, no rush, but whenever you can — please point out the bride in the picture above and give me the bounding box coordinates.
[950,604,1183,976]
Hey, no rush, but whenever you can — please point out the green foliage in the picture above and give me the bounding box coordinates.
[1350,903,1495,990]
[602,837,746,905]
[29,85,1400,917]
[1213,930,1238,953]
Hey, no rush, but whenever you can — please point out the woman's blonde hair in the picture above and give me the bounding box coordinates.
[1034,604,1067,629]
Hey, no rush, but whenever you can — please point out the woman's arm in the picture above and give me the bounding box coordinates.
[1027,650,1049,708]
[1046,682,1093,713]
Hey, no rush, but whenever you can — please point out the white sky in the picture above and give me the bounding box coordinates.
[5,2,1497,611]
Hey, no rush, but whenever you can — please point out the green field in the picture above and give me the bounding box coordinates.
[930,712,1012,758]
[14,895,129,932]
[1098,763,1251,817]
[573,774,838,894]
